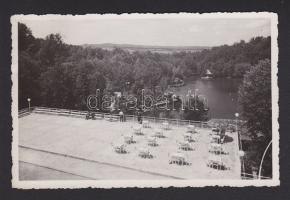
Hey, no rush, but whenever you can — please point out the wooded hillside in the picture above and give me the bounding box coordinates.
[18,22,270,110]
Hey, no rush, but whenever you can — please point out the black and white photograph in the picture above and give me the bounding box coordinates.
[11,13,279,188]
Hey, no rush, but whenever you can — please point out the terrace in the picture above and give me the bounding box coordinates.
[18,107,241,180]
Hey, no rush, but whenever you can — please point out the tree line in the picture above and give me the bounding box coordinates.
[18,22,270,112]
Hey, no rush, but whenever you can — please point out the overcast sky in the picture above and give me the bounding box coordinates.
[20,17,271,47]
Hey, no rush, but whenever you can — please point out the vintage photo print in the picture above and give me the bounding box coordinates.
[11,13,279,188]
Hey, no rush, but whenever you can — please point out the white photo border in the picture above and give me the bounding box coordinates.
[11,12,279,189]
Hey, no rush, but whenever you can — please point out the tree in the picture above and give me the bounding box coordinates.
[238,59,272,139]
[38,33,68,69]
[238,59,272,177]
[18,23,34,51]
[18,51,41,108]
[18,23,43,108]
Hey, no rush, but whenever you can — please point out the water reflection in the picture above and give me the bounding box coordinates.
[168,78,242,119]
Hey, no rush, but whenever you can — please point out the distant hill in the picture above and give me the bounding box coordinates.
[82,43,211,54]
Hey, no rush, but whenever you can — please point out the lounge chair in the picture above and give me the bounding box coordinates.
[178,141,194,151]
[112,143,127,154]
[143,120,150,128]
[212,127,220,132]
[147,136,158,146]
[186,125,195,133]
[208,143,228,154]
[133,125,142,135]
[124,134,134,144]
[210,135,220,143]
[183,133,194,142]
[138,147,153,158]
[162,121,170,130]
[207,155,230,170]
[153,128,164,138]
[169,152,190,165]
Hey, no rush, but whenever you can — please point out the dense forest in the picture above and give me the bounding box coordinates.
[18,22,270,115]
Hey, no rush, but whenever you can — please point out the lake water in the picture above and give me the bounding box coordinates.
[167,78,242,119]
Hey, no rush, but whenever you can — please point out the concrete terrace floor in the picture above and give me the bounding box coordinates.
[19,113,241,180]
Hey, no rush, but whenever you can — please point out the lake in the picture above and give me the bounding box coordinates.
[167,78,242,119]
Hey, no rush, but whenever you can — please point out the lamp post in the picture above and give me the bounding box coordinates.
[239,149,245,178]
[194,89,199,111]
[125,81,130,95]
[235,113,241,149]
[235,112,245,177]
[235,113,239,132]
[27,98,31,112]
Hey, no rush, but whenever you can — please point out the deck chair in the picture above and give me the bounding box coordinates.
[178,141,194,151]
[143,120,150,128]
[210,135,220,143]
[154,128,164,138]
[212,127,220,132]
[124,134,134,144]
[162,121,170,130]
[147,136,158,146]
[169,152,190,165]
[183,133,195,142]
[208,143,225,154]
[133,125,142,135]
[186,125,195,133]
[138,147,153,158]
[207,155,230,170]
[112,143,127,154]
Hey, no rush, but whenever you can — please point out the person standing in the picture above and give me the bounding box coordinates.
[119,110,124,122]
[137,109,142,124]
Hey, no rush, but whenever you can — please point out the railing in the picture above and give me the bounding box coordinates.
[31,107,88,118]
[241,172,271,180]
[19,108,30,118]
[18,106,212,128]
[18,106,244,129]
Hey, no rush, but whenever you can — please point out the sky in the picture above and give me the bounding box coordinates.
[20,16,271,47]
